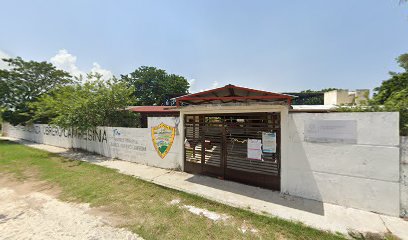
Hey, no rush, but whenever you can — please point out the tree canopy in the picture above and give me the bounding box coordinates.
[371,55,408,135]
[300,88,339,93]
[396,53,408,72]
[339,53,408,135]
[0,57,191,131]
[0,57,73,125]
[121,66,189,106]
[286,88,339,105]
[372,72,408,105]
[30,74,139,131]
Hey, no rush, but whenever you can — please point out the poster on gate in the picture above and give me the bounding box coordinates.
[262,132,276,153]
[247,139,262,160]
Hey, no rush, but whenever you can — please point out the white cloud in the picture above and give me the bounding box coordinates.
[188,79,222,93]
[211,81,219,89]
[0,49,11,70]
[195,81,222,93]
[188,78,196,93]
[50,49,84,77]
[50,49,112,80]
[90,62,113,80]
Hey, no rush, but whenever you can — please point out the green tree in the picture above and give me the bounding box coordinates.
[397,53,408,71]
[0,57,73,125]
[372,72,408,104]
[384,89,408,135]
[372,54,408,105]
[371,64,408,135]
[31,73,140,131]
[121,66,189,106]
[287,88,339,105]
[341,53,408,135]
[300,88,339,93]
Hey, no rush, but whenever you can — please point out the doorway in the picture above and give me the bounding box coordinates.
[184,112,281,190]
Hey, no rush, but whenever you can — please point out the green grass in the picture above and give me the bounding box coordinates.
[0,140,346,240]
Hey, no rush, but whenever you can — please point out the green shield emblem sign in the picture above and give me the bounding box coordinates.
[151,123,176,159]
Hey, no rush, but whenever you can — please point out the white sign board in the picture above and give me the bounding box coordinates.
[262,132,276,153]
[304,120,357,144]
[247,139,262,160]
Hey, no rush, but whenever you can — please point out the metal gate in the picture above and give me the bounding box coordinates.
[184,112,280,190]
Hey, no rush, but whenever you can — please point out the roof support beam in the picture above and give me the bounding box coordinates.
[178,95,291,102]
[227,87,237,97]
[212,92,226,103]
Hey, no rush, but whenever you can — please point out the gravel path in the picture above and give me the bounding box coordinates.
[0,183,142,240]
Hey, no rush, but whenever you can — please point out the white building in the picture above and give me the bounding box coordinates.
[324,89,370,106]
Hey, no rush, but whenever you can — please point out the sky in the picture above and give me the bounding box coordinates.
[0,0,407,93]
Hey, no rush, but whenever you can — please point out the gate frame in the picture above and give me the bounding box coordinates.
[179,103,289,191]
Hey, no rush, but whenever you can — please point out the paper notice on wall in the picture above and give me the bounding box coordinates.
[247,139,262,160]
[262,132,276,153]
[184,139,191,148]
[304,120,357,144]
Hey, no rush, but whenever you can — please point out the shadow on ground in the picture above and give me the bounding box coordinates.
[59,150,110,163]
[185,174,325,215]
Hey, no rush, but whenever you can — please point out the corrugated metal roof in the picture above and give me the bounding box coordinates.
[175,84,292,106]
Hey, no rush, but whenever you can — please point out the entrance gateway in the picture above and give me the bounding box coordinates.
[176,85,292,191]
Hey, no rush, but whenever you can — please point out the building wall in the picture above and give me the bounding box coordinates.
[323,90,338,105]
[324,89,369,106]
[324,90,353,105]
[3,110,403,217]
[401,136,408,217]
[2,117,182,170]
[354,89,370,105]
[282,112,400,216]
[338,90,354,104]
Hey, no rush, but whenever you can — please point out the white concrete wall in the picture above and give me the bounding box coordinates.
[282,112,400,216]
[3,117,182,170]
[323,91,338,105]
[401,136,408,217]
[324,90,364,105]
[324,90,354,105]
[3,110,402,217]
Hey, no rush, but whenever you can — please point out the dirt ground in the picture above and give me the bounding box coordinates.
[0,176,142,240]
